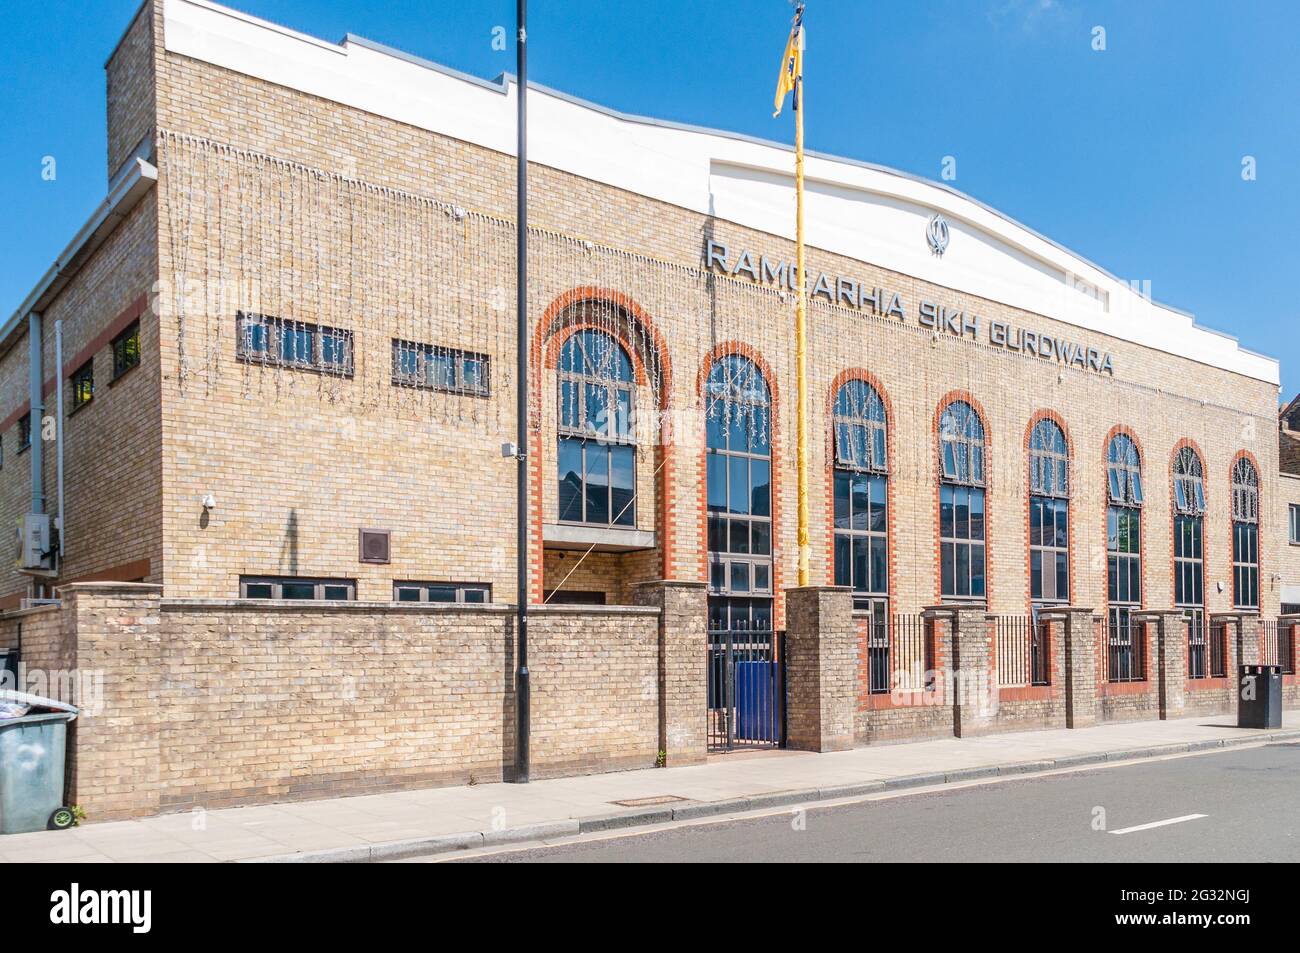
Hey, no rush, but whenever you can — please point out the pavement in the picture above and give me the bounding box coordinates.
[3,712,1298,863]
[450,742,1300,863]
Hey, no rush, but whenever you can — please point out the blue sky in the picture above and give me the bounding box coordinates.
[3,0,1296,396]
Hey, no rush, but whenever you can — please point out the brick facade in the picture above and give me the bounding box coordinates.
[0,0,1293,814]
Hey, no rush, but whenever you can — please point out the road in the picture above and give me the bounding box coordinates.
[442,742,1300,862]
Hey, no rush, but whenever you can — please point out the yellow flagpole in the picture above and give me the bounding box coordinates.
[794,20,810,588]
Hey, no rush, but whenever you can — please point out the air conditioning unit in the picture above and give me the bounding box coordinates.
[15,513,57,576]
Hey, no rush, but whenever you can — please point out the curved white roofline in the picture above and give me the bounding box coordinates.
[159,0,1277,385]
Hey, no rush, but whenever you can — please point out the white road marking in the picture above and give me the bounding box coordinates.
[1109,813,1207,835]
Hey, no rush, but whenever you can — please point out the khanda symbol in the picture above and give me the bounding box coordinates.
[926,214,950,258]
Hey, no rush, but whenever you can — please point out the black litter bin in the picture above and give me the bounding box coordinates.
[0,650,16,691]
[1238,664,1282,729]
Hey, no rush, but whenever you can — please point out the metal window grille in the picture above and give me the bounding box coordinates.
[1262,619,1281,667]
[1104,608,1146,683]
[236,312,354,376]
[995,615,1050,688]
[391,339,490,396]
[889,613,933,693]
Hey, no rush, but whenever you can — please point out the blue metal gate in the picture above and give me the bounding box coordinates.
[707,628,784,752]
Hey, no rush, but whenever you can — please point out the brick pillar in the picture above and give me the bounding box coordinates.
[1139,610,1187,720]
[61,582,164,820]
[1050,608,1099,729]
[1237,615,1261,667]
[927,606,995,738]
[784,587,855,752]
[632,581,708,766]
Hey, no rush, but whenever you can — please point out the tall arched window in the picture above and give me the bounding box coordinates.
[832,380,888,623]
[1029,418,1070,605]
[705,354,772,632]
[1172,446,1209,678]
[938,400,986,600]
[1231,456,1260,609]
[556,329,636,527]
[1106,433,1143,681]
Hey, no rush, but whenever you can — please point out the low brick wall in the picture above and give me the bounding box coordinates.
[848,608,1300,741]
[527,605,660,779]
[0,583,663,820]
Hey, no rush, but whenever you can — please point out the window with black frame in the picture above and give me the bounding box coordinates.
[832,379,889,692]
[705,354,773,632]
[236,312,353,375]
[240,576,355,600]
[1172,446,1210,678]
[555,329,636,528]
[832,379,888,609]
[1028,418,1070,605]
[71,360,94,412]
[938,400,986,601]
[1106,433,1144,681]
[112,321,141,380]
[1231,456,1259,610]
[391,340,489,396]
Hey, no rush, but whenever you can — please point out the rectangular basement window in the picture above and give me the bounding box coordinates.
[237,312,354,376]
[393,582,490,604]
[391,339,490,396]
[240,576,356,600]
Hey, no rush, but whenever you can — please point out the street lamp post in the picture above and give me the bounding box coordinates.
[512,0,531,785]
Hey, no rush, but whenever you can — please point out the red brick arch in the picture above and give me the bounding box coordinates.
[527,288,676,602]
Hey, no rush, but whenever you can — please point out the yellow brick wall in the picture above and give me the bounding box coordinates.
[1278,472,1300,606]
[2,584,662,817]
[8,1,1280,628]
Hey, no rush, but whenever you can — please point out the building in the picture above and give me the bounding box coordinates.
[1278,395,1300,613]
[0,0,1294,815]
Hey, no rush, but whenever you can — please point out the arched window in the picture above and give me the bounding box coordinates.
[1172,447,1209,677]
[1028,418,1070,604]
[1105,433,1143,682]
[938,400,986,600]
[1231,456,1260,609]
[832,380,888,632]
[705,355,772,632]
[556,329,636,527]
[1172,446,1205,516]
[1107,433,1144,506]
